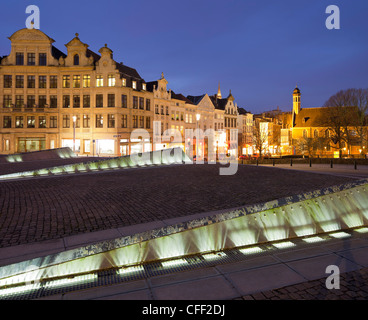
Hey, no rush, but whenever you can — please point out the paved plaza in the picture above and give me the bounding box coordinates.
[0,159,358,249]
[1,157,368,301]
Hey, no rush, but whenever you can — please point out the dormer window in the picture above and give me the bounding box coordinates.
[108,75,115,87]
[122,78,126,87]
[73,54,79,66]
[96,75,103,87]
[142,83,146,91]
[132,81,137,90]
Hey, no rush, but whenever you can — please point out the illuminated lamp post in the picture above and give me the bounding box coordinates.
[196,113,201,159]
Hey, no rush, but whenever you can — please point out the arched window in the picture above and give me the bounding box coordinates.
[74,54,79,66]
[325,129,330,138]
[314,129,319,138]
[303,129,308,139]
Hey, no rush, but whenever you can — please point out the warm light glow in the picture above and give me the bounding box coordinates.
[196,114,201,121]
[239,247,263,255]
[0,283,41,298]
[118,265,144,276]
[272,241,296,249]
[302,236,325,243]
[329,232,351,239]
[161,259,188,268]
[45,273,97,289]
[202,252,226,261]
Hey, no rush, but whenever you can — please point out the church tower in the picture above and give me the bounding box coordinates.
[293,86,301,114]
[292,86,301,127]
[217,82,222,99]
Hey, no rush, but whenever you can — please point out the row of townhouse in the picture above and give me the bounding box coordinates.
[0,27,253,157]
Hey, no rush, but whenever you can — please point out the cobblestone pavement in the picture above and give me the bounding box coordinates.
[0,162,358,248]
[239,267,368,300]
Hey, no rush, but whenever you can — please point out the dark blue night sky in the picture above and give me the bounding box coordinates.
[1,0,367,114]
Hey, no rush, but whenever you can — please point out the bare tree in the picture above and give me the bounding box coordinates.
[295,137,317,158]
[253,121,269,158]
[321,88,368,158]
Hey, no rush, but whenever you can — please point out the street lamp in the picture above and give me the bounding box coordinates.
[72,115,77,153]
[196,113,201,160]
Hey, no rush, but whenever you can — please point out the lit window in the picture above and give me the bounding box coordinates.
[96,75,103,87]
[108,75,115,87]
[62,75,70,88]
[15,116,23,128]
[83,75,90,88]
[122,78,126,87]
[27,116,36,128]
[142,83,146,90]
[108,114,115,128]
[96,114,103,128]
[132,81,137,89]
[73,75,80,88]
[3,95,12,108]
[38,116,46,128]
[83,115,90,128]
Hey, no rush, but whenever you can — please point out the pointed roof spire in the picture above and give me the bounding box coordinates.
[227,89,234,101]
[217,82,222,99]
[293,85,301,95]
